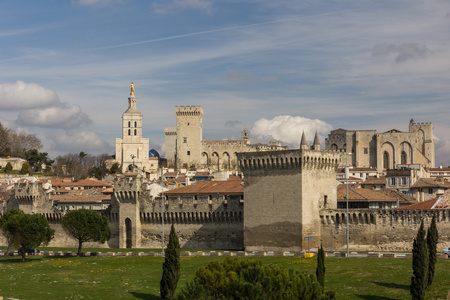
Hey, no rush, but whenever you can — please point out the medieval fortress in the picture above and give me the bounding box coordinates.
[3,84,449,251]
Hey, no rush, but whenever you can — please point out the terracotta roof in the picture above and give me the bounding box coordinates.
[337,185,396,202]
[51,179,112,188]
[378,189,417,206]
[410,178,450,189]
[427,167,450,172]
[51,193,110,203]
[164,180,243,195]
[361,175,386,185]
[194,172,210,177]
[397,197,437,210]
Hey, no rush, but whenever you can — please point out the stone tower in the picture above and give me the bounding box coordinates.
[115,83,150,173]
[110,175,144,248]
[237,149,340,251]
[175,106,204,170]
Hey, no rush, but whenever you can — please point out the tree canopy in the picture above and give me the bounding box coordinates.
[0,122,42,158]
[0,209,26,255]
[175,259,335,300]
[61,209,111,256]
[2,211,54,262]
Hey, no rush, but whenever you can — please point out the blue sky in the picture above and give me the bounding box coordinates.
[1,0,450,166]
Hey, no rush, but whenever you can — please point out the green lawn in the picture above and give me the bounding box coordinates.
[0,255,448,299]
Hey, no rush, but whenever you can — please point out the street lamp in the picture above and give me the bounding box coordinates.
[161,168,165,256]
[345,152,351,257]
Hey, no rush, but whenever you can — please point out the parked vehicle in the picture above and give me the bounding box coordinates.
[18,247,40,255]
[443,247,450,255]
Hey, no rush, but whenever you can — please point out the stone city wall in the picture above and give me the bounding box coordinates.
[320,209,450,251]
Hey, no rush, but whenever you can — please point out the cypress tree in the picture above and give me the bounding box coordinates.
[316,243,325,288]
[426,214,438,287]
[160,223,181,299]
[411,220,428,300]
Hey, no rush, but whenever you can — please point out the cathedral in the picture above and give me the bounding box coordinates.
[115,83,157,174]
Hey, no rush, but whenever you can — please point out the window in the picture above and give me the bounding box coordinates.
[390,177,396,186]
[383,152,389,169]
[183,137,187,143]
[401,151,407,164]
[364,148,368,154]
[134,129,137,135]
[187,151,190,156]
[135,121,137,127]
[324,195,328,207]
[428,188,433,194]
[128,129,131,135]
[128,121,130,127]
[401,177,407,186]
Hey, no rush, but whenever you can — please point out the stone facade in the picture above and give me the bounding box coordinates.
[325,119,435,170]
[237,149,340,251]
[164,105,287,171]
[115,84,157,174]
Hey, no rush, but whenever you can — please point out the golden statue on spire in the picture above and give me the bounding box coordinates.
[130,82,135,96]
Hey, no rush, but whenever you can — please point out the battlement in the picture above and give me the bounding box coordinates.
[202,140,248,146]
[164,127,177,135]
[113,176,143,192]
[320,208,450,227]
[14,181,41,197]
[175,105,204,117]
[238,149,340,171]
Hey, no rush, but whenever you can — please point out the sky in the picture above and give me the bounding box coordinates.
[1,0,450,166]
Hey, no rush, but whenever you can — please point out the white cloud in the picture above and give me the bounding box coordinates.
[0,81,59,110]
[251,115,332,147]
[16,103,92,129]
[51,131,111,153]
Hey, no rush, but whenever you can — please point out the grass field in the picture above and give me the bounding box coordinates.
[0,254,448,299]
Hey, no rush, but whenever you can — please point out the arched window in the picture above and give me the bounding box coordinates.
[134,129,137,135]
[135,121,137,127]
[401,151,407,164]
[128,129,131,135]
[383,151,389,169]
[128,121,130,127]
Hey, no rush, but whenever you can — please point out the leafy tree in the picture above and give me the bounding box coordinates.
[175,259,335,300]
[20,162,31,174]
[160,223,181,299]
[316,243,326,288]
[4,162,13,173]
[110,162,121,174]
[0,209,26,255]
[24,149,53,172]
[426,214,438,287]
[2,212,54,262]
[411,220,428,300]
[61,209,111,256]
[90,166,103,180]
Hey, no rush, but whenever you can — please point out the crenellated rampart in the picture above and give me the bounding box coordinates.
[320,209,450,251]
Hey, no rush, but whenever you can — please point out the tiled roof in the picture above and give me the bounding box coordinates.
[410,178,450,189]
[427,167,450,172]
[361,176,386,185]
[398,189,450,209]
[164,180,243,195]
[51,193,110,203]
[378,189,416,206]
[337,185,396,202]
[51,179,112,188]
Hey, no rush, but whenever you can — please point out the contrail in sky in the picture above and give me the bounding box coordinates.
[87,10,350,51]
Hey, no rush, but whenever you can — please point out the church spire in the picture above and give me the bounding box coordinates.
[300,131,308,150]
